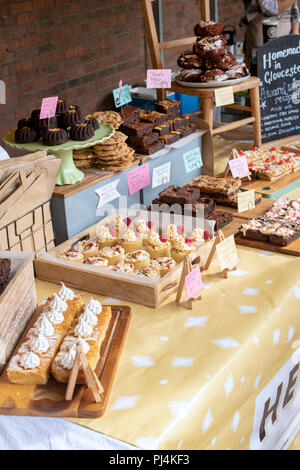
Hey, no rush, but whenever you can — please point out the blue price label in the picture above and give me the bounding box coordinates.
[183,147,202,173]
[113,84,132,108]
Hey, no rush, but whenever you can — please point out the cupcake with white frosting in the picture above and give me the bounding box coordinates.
[96,225,117,249]
[61,250,84,263]
[73,240,98,259]
[125,249,150,270]
[146,231,171,259]
[99,245,125,265]
[119,229,142,253]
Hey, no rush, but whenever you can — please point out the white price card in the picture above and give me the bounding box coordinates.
[216,234,238,271]
[238,190,255,213]
[95,179,120,209]
[214,86,234,107]
[152,161,171,188]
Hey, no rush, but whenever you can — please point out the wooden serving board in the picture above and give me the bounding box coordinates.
[0,305,131,418]
[235,231,300,257]
[215,198,273,220]
[241,169,300,199]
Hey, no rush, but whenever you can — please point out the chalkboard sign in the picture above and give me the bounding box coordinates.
[257,35,300,144]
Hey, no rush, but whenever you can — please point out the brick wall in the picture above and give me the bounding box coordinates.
[0,0,244,150]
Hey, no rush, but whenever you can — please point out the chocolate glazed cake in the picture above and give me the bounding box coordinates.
[61,105,84,127]
[15,126,40,144]
[42,128,68,146]
[84,114,100,131]
[69,123,94,141]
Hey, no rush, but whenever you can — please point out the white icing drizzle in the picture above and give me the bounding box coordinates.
[19,352,40,369]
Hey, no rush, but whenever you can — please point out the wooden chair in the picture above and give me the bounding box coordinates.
[141,0,262,147]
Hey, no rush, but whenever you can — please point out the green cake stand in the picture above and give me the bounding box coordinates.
[3,123,115,185]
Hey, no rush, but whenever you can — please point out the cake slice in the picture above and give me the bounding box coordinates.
[51,300,112,384]
[7,284,83,385]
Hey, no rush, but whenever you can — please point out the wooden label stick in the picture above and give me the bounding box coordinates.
[65,349,81,401]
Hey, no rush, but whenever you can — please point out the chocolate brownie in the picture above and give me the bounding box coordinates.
[194,20,223,38]
[188,175,241,198]
[178,68,203,83]
[205,51,237,71]
[240,217,300,246]
[191,197,216,218]
[207,210,233,230]
[120,105,141,125]
[134,139,164,155]
[193,35,227,59]
[177,50,203,69]
[153,120,173,136]
[0,258,11,294]
[201,69,228,83]
[158,185,200,205]
[159,132,181,145]
[173,116,190,130]
[154,99,181,115]
[179,124,197,138]
[140,110,167,125]
[226,64,249,80]
[128,133,158,148]
[121,120,154,137]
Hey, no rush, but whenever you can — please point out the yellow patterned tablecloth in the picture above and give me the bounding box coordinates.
[35,137,299,450]
[36,243,300,450]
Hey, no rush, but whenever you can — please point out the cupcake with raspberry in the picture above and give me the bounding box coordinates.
[60,250,84,263]
[130,219,155,244]
[83,256,109,268]
[96,225,117,250]
[170,238,195,264]
[120,229,142,253]
[98,245,125,265]
[125,249,150,270]
[146,231,171,259]
[73,240,99,259]
[108,262,135,273]
[152,257,176,276]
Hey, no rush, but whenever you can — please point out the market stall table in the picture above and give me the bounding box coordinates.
[0,244,299,450]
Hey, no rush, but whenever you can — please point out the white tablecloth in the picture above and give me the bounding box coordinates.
[0,416,135,450]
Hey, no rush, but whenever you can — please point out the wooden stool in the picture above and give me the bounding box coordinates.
[141,0,262,147]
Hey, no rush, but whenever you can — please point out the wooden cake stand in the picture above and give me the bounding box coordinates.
[3,123,114,186]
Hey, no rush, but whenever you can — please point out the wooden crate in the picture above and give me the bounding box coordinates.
[0,251,37,374]
[34,217,215,308]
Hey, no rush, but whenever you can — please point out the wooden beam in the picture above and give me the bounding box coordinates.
[211,117,255,135]
[201,0,210,21]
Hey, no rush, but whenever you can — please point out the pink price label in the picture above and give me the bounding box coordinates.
[185,265,203,300]
[228,156,249,178]
[127,163,150,195]
[39,96,58,119]
[146,69,172,89]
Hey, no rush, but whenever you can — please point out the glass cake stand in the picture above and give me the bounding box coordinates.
[3,123,115,185]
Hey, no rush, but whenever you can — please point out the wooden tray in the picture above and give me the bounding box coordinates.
[215,198,274,220]
[241,169,300,199]
[0,305,131,418]
[34,218,217,308]
[235,231,300,257]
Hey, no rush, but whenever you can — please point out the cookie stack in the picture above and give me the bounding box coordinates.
[73,148,97,169]
[91,110,123,129]
[93,131,135,171]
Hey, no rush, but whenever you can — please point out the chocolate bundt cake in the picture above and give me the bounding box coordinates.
[56,98,68,115]
[36,116,58,132]
[69,123,94,141]
[84,114,100,131]
[42,128,68,146]
[15,126,40,143]
[17,117,33,129]
[194,20,223,38]
[61,105,84,127]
